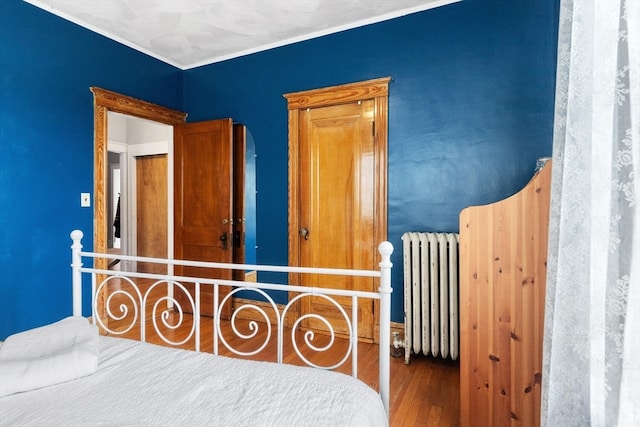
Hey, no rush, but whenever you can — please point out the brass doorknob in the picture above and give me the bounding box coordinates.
[299,227,309,240]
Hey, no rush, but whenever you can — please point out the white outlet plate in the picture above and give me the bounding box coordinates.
[81,193,91,207]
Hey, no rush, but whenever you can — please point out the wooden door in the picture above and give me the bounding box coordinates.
[285,78,390,342]
[299,100,376,338]
[136,154,168,274]
[174,119,234,318]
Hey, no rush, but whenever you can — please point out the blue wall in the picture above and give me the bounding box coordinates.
[183,0,560,321]
[0,0,183,339]
[0,0,559,338]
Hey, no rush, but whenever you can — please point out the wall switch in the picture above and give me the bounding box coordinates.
[81,193,91,207]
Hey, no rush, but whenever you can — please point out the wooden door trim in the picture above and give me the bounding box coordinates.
[284,78,390,333]
[91,87,187,124]
[284,77,391,110]
[233,124,247,278]
[91,87,186,322]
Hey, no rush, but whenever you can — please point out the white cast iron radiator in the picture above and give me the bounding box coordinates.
[401,232,460,364]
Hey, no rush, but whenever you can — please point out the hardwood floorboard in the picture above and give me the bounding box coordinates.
[103,279,460,426]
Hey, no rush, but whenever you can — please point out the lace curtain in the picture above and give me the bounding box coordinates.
[542,0,639,425]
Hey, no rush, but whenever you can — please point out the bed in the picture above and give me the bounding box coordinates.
[0,230,393,426]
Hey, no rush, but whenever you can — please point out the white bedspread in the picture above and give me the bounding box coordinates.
[1,336,388,427]
[0,316,98,398]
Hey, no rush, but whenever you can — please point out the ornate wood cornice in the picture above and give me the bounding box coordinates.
[284,77,391,110]
[91,87,187,125]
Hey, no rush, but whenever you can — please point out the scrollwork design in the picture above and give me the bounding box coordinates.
[284,293,353,370]
[292,314,335,353]
[148,280,197,347]
[94,275,142,335]
[216,287,278,357]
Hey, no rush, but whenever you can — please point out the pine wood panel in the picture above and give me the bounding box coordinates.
[459,162,552,427]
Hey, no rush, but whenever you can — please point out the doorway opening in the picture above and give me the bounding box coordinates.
[92,87,258,322]
[105,111,173,271]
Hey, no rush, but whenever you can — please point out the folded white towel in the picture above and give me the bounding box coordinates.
[0,316,99,397]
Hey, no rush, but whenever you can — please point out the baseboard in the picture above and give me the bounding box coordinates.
[231,296,291,325]
[231,297,405,345]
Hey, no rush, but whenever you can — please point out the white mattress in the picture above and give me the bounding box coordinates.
[1,336,387,427]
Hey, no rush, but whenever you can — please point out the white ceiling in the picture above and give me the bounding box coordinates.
[24,0,459,70]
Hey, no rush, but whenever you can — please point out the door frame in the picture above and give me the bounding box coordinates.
[284,77,390,333]
[107,130,171,271]
[107,140,127,252]
[91,87,187,321]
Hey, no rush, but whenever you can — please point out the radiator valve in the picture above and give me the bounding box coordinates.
[391,332,404,358]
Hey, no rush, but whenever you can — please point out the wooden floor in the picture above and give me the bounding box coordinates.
[103,279,460,427]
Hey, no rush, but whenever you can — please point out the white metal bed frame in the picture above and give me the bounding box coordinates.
[70,230,394,417]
